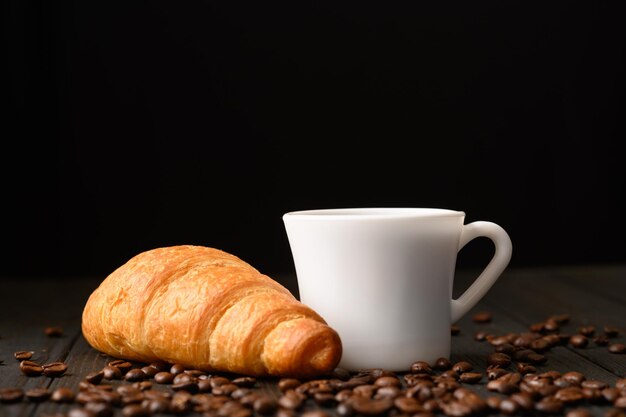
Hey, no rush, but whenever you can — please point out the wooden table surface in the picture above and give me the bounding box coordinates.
[1,264,625,417]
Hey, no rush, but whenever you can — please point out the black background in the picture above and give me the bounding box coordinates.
[4,1,626,279]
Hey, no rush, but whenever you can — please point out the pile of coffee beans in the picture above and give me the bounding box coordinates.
[1,312,625,417]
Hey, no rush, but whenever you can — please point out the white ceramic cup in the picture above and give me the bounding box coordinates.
[283,208,512,371]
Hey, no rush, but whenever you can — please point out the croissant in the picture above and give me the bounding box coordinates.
[81,245,342,378]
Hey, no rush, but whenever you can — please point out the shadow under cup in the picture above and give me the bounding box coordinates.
[283,208,512,371]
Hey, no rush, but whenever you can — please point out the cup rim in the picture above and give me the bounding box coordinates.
[283,207,465,219]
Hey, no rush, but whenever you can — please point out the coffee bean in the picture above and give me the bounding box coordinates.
[138,366,157,378]
[144,398,170,414]
[43,361,68,377]
[474,331,490,341]
[486,366,508,380]
[154,371,174,384]
[85,402,114,417]
[394,397,423,414]
[121,404,149,417]
[486,379,519,394]
[278,391,304,409]
[451,324,461,335]
[232,376,256,388]
[277,378,301,392]
[487,352,511,367]
[602,387,621,403]
[14,350,35,360]
[147,360,169,372]
[108,360,133,374]
[516,363,537,375]
[85,370,104,384]
[336,401,354,417]
[20,360,44,376]
[168,363,185,375]
[102,366,122,380]
[350,397,393,415]
[459,372,482,384]
[69,408,97,417]
[25,387,51,402]
[434,357,453,371]
[582,379,608,390]
[374,376,401,388]
[124,368,146,382]
[440,400,473,416]
[615,397,626,409]
[609,343,626,354]
[0,388,24,403]
[604,326,620,337]
[570,334,589,348]
[510,392,535,411]
[452,361,473,373]
[51,387,75,402]
[253,396,278,415]
[566,408,594,417]
[499,398,519,415]
[595,335,610,346]
[579,326,596,336]
[472,311,493,323]
[486,396,502,410]
[410,361,433,374]
[544,319,561,332]
[562,371,586,385]
[45,326,64,337]
[535,397,564,414]
[555,387,585,403]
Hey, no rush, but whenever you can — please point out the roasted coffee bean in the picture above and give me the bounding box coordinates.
[102,366,122,380]
[410,361,433,374]
[108,360,133,374]
[517,363,537,375]
[276,409,296,417]
[277,378,301,392]
[602,387,621,403]
[197,378,212,393]
[582,387,603,403]
[209,376,231,387]
[51,387,75,403]
[474,331,489,341]
[69,408,97,417]
[144,398,170,414]
[451,324,461,335]
[566,408,594,417]
[578,326,595,336]
[615,397,626,409]
[487,352,511,367]
[374,386,400,399]
[132,381,152,391]
[530,322,546,333]
[85,370,105,384]
[440,400,473,416]
[169,363,186,375]
[278,391,304,409]
[499,399,519,415]
[20,360,44,376]
[172,381,199,393]
[452,361,473,373]
[374,376,401,388]
[486,396,502,410]
[45,326,64,337]
[527,352,547,364]
[253,396,278,415]
[535,397,564,414]
[147,360,170,372]
[353,384,376,397]
[510,392,535,411]
[173,373,196,385]
[459,372,482,384]
[530,338,551,352]
[394,397,423,413]
[154,371,174,384]
[543,334,562,347]
[14,350,34,360]
[549,313,571,324]
[472,311,492,323]
[555,387,585,403]
[562,371,586,385]
[434,357,453,371]
[609,343,626,354]
[140,366,158,378]
[121,404,149,417]
[123,369,145,383]
[0,388,24,403]
[43,361,68,377]
[570,334,589,348]
[25,387,51,402]
[232,377,256,388]
[595,335,611,346]
[582,379,608,390]
[544,319,560,332]
[604,326,620,337]
[486,379,518,394]
[486,366,508,380]
[336,401,353,417]
[313,392,336,406]
[350,397,393,415]
[85,402,114,417]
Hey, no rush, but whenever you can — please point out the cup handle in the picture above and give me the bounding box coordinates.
[450,221,513,323]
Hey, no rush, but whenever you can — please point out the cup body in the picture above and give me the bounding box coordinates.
[283,208,466,371]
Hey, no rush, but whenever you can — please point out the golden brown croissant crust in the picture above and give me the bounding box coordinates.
[81,245,342,378]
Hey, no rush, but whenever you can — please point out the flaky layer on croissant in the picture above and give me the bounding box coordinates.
[81,245,342,378]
